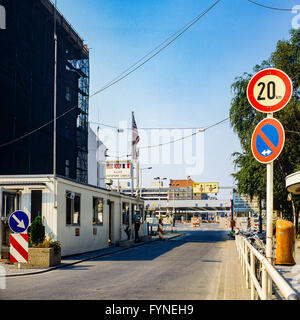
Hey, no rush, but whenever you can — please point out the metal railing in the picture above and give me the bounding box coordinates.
[236,234,299,300]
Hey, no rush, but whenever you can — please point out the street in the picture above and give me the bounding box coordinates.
[0,224,228,300]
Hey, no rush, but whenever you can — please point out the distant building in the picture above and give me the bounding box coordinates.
[233,191,260,217]
[120,178,208,201]
[0,0,89,183]
[88,125,108,188]
[169,179,208,200]
[120,180,169,200]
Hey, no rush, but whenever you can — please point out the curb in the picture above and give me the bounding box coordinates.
[4,233,183,278]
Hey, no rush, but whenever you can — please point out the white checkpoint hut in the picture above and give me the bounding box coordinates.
[0,175,145,257]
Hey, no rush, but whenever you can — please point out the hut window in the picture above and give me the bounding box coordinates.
[93,197,103,225]
[66,192,81,225]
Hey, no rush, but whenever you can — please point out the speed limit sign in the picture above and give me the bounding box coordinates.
[247,68,293,113]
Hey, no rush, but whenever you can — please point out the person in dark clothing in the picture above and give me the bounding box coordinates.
[134,217,141,243]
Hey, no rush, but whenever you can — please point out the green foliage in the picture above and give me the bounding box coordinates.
[230,29,300,227]
[31,232,61,254]
[50,241,61,255]
[29,216,45,246]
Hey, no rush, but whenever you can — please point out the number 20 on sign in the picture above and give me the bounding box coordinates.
[247,68,293,113]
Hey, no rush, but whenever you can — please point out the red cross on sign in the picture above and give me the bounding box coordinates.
[251,117,285,164]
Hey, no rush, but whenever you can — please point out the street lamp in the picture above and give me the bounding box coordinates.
[169,182,179,231]
[116,128,124,193]
[139,167,152,198]
[154,177,167,218]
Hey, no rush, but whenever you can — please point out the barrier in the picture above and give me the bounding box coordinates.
[192,217,200,227]
[158,218,164,240]
[236,234,299,300]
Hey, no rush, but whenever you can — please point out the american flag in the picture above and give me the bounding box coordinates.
[132,112,140,160]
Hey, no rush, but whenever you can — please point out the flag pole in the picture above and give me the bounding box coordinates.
[136,149,140,199]
[131,111,134,196]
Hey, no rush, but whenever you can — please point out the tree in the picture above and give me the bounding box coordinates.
[230,29,300,234]
[29,216,45,246]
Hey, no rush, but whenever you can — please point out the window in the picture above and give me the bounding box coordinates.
[65,87,71,102]
[2,192,19,217]
[93,198,103,225]
[66,192,81,225]
[31,190,42,222]
[65,160,70,177]
[122,202,129,225]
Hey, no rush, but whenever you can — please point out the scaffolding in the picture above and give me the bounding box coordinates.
[0,0,90,182]
[67,57,89,184]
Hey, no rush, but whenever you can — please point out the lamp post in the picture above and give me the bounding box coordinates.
[169,183,179,231]
[116,128,124,193]
[139,167,152,198]
[154,177,167,219]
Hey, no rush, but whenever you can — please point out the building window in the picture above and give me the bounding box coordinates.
[65,160,70,177]
[93,197,103,225]
[31,190,42,222]
[2,192,19,217]
[65,87,71,102]
[66,192,81,225]
[122,202,129,225]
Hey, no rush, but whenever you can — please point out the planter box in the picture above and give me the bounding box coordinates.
[16,247,61,268]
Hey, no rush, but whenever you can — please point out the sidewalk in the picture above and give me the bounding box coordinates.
[0,232,183,278]
[275,239,300,297]
[216,239,251,300]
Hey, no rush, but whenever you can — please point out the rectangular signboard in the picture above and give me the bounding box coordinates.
[204,182,219,194]
[193,182,219,194]
[105,161,132,179]
[193,183,205,194]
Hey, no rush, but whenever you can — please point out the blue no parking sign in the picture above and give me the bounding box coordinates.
[251,118,285,164]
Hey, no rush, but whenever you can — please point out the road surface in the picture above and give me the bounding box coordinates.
[0,224,229,300]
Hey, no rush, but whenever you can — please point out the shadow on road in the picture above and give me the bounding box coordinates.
[88,229,229,262]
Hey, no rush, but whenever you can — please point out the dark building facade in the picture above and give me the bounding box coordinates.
[0,0,89,183]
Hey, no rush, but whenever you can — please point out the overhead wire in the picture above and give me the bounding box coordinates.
[89,0,222,97]
[0,0,222,149]
[102,117,230,158]
[0,106,78,148]
[247,0,294,11]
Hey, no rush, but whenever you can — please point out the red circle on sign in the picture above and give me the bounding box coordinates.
[251,117,285,164]
[247,68,292,113]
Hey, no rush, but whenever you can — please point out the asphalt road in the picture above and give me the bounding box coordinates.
[0,224,229,300]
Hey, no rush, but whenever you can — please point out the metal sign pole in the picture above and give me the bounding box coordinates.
[247,68,292,300]
[266,113,274,300]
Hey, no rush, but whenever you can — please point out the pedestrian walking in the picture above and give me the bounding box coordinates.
[134,216,141,243]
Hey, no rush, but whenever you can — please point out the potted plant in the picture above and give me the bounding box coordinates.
[19,217,61,268]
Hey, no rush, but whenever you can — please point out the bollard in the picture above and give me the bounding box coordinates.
[158,218,164,240]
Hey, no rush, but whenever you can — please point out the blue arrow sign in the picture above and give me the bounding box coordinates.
[8,211,30,233]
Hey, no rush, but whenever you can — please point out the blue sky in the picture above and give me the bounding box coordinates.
[57,0,298,198]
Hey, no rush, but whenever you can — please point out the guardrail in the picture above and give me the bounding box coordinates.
[235,234,299,300]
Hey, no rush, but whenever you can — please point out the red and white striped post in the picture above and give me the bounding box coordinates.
[158,217,164,240]
[167,190,169,216]
[10,233,29,268]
